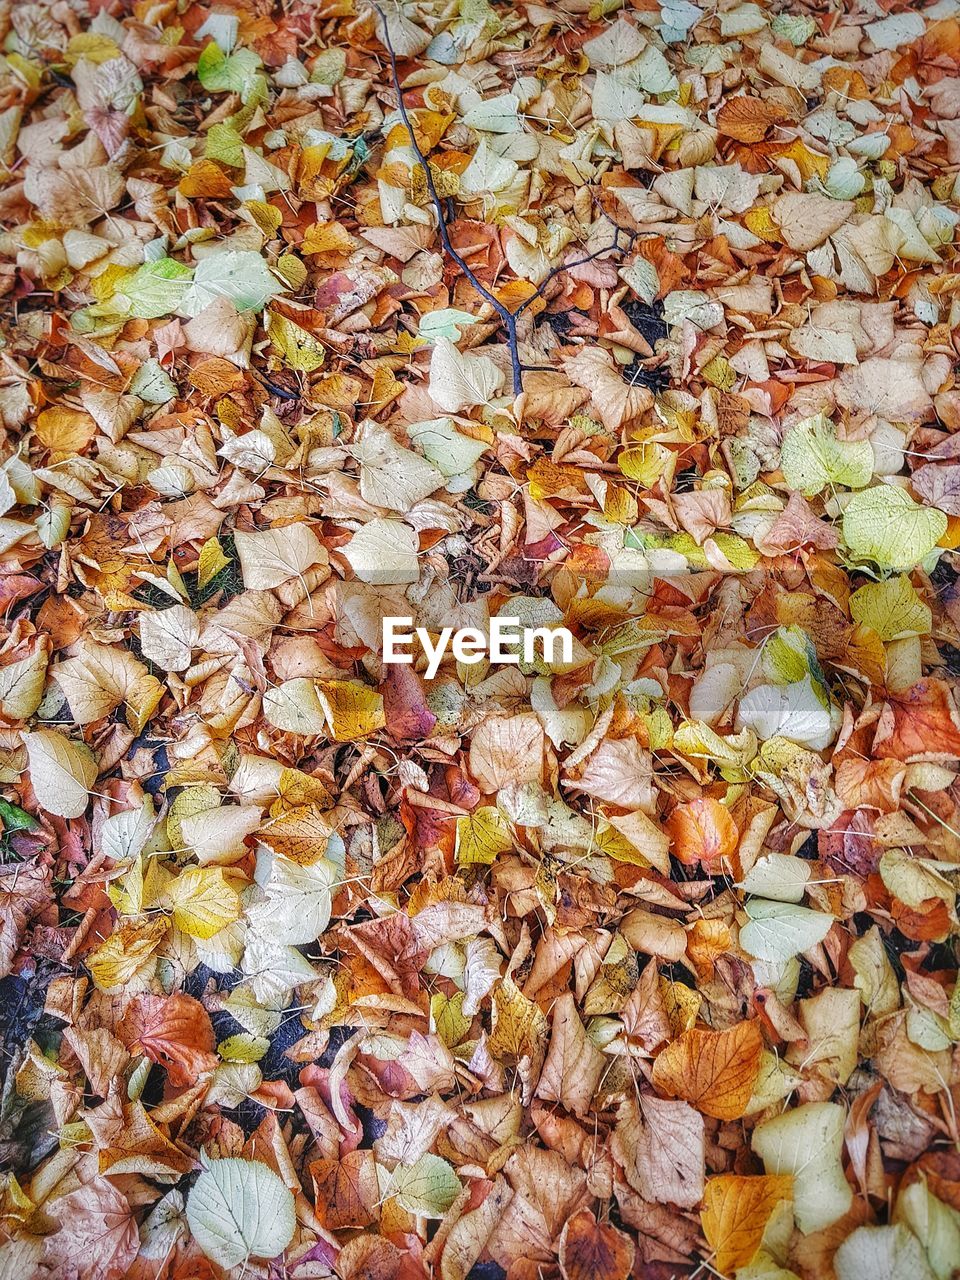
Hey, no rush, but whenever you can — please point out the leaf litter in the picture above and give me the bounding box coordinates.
[0,0,959,1278]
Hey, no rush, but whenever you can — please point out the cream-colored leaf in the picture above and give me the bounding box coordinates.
[234,525,326,590]
[428,338,505,413]
[139,605,200,673]
[23,729,98,820]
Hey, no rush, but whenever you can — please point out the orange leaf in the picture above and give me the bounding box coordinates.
[651,1021,764,1120]
[117,992,218,1086]
[666,797,738,867]
[178,159,234,199]
[559,1210,635,1280]
[701,1174,794,1273]
[717,96,790,143]
[872,679,960,761]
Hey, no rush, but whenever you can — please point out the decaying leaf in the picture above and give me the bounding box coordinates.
[2,1,959,1275]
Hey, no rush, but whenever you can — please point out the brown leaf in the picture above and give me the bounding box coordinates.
[311,1150,380,1230]
[559,1210,635,1280]
[612,1095,705,1209]
[535,992,607,1116]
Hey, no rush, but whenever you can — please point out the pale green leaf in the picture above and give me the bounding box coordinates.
[386,1153,461,1217]
[780,414,873,497]
[842,486,947,572]
[740,899,833,963]
[196,43,266,104]
[122,257,193,320]
[739,854,811,904]
[835,1224,934,1280]
[753,1102,851,1234]
[186,1157,295,1268]
[181,250,282,318]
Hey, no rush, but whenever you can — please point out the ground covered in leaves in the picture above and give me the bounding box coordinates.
[2,0,960,1277]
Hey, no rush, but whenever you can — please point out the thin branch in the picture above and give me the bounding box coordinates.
[374,5,635,396]
[375,6,524,391]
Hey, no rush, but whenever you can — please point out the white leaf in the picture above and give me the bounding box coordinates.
[181,805,262,865]
[23,729,98,820]
[262,678,328,735]
[460,140,518,196]
[352,425,445,512]
[428,338,505,413]
[139,605,200,673]
[241,931,318,1004]
[592,72,648,122]
[407,417,487,483]
[865,11,925,50]
[583,19,647,66]
[342,517,420,584]
[386,1153,461,1217]
[186,1157,295,1269]
[101,799,156,864]
[129,358,177,405]
[235,525,325,590]
[461,94,520,133]
[462,936,503,1016]
[736,677,837,750]
[248,848,337,944]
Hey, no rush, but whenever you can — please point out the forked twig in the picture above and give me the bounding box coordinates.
[374,4,636,395]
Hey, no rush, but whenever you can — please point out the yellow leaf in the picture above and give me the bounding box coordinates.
[316,680,385,742]
[301,222,358,255]
[431,992,471,1047]
[197,536,231,589]
[743,207,781,243]
[456,807,513,866]
[35,407,97,454]
[618,442,672,486]
[489,977,548,1060]
[167,867,242,940]
[243,199,283,237]
[166,784,221,852]
[267,311,325,371]
[87,917,168,993]
[269,767,333,816]
[701,1174,794,1274]
[65,32,120,64]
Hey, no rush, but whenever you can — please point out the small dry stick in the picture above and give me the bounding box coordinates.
[374,5,637,395]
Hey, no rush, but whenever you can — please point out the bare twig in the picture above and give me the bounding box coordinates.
[374,5,634,395]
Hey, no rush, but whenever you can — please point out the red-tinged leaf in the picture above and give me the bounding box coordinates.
[118,992,218,1086]
[559,1210,635,1280]
[666,798,739,867]
[41,1178,140,1280]
[873,680,960,761]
